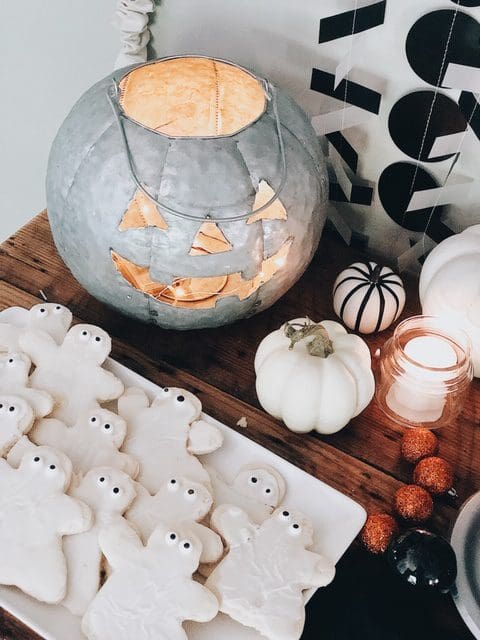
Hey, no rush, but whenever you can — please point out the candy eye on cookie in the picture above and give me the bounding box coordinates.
[168,478,179,492]
[36,307,48,317]
[0,403,17,415]
[89,416,98,426]
[278,510,291,521]
[53,305,64,315]
[288,523,302,536]
[97,475,108,486]
[185,488,196,501]
[111,486,122,497]
[152,387,174,405]
[179,539,193,554]
[165,531,178,545]
[79,329,91,342]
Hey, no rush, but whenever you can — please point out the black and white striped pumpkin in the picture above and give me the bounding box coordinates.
[333,262,406,334]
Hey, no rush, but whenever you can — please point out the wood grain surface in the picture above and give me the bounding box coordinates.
[0,211,478,640]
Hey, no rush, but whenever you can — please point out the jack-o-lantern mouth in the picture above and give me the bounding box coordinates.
[111,240,292,309]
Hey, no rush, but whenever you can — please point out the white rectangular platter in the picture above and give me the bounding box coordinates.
[0,356,366,640]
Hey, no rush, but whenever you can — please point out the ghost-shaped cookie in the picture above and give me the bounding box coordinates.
[126,477,223,564]
[19,324,124,425]
[118,387,222,494]
[0,352,54,418]
[206,506,335,640]
[82,522,219,640]
[62,467,137,616]
[28,406,138,478]
[206,464,286,524]
[0,395,35,456]
[0,303,72,352]
[0,446,92,603]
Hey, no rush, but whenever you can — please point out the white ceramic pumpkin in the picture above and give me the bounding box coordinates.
[419,225,480,378]
[254,318,375,434]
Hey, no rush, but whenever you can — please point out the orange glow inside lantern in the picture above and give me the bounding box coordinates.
[118,57,267,137]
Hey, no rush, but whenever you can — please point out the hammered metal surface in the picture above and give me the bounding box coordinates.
[47,57,328,329]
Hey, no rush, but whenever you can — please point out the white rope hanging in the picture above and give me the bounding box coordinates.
[114,0,155,70]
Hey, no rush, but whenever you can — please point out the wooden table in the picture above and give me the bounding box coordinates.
[0,211,478,640]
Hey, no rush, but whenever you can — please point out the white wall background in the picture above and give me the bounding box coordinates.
[0,0,119,241]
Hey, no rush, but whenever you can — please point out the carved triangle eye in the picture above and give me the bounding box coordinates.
[119,190,168,231]
[247,180,287,225]
[189,222,233,256]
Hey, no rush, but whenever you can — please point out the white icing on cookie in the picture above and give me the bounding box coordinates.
[0,303,72,351]
[0,352,54,418]
[0,395,35,456]
[206,506,335,640]
[19,325,124,425]
[63,467,136,616]
[0,446,92,603]
[187,419,223,455]
[118,387,222,493]
[29,406,138,478]
[206,464,286,524]
[0,324,23,354]
[82,522,219,640]
[126,477,223,564]
[6,435,37,468]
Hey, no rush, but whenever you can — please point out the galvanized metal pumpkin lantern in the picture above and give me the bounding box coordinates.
[47,56,328,329]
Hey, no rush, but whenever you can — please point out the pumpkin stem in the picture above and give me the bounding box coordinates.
[284,318,334,358]
[371,263,383,284]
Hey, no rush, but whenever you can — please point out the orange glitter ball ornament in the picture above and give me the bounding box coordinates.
[401,429,439,464]
[413,457,454,496]
[361,513,399,554]
[394,485,433,523]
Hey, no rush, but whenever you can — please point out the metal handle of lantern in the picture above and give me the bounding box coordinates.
[106,78,288,223]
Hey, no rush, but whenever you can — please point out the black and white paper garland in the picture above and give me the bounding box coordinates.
[333,262,406,334]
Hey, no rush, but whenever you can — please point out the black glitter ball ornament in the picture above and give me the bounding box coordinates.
[387,529,457,593]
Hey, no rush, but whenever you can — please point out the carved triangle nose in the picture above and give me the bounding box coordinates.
[189,222,233,256]
[247,181,287,225]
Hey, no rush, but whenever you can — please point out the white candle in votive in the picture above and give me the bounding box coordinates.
[404,336,457,370]
[386,335,457,423]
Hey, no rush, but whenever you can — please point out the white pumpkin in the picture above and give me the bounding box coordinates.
[419,225,480,378]
[254,318,375,434]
